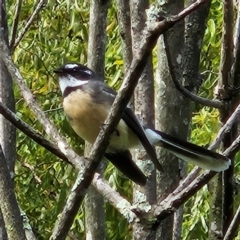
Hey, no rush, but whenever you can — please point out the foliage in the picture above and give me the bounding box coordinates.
[4,0,238,239]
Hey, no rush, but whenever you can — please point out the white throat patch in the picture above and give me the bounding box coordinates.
[58,75,88,94]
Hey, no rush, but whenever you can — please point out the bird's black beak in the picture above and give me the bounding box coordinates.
[53,68,64,74]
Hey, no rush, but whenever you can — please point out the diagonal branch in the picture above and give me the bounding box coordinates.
[10,0,46,53]
[209,102,240,150]
[223,205,240,240]
[0,101,69,163]
[150,128,240,232]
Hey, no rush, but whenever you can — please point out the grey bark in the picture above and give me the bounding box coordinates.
[116,0,132,71]
[130,0,156,239]
[155,2,185,239]
[85,0,109,239]
[0,0,17,239]
[0,144,25,239]
[210,0,235,238]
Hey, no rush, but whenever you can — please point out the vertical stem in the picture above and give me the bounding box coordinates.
[85,0,109,239]
[130,0,156,239]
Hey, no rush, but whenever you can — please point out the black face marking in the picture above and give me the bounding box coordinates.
[54,64,102,82]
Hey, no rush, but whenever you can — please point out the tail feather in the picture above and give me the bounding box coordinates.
[105,150,147,186]
[146,129,231,172]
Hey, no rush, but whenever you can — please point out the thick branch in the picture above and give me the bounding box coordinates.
[231,0,240,86]
[0,144,25,239]
[217,0,234,98]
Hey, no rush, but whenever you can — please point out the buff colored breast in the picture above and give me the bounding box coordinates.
[63,89,140,150]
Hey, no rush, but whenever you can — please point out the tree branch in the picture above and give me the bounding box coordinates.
[209,102,240,151]
[150,127,240,232]
[223,205,240,240]
[163,33,224,109]
[10,0,46,53]
[0,101,70,163]
[216,0,234,99]
[9,0,22,50]
[0,144,26,239]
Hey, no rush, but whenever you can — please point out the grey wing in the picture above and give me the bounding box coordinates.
[88,81,117,105]
[89,81,163,172]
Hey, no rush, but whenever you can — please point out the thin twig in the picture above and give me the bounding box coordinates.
[163,33,224,109]
[9,0,22,50]
[11,0,46,53]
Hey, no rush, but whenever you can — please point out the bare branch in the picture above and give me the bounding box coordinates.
[163,33,224,108]
[9,0,22,50]
[151,170,217,233]
[10,0,46,53]
[116,0,132,70]
[150,124,240,232]
[216,0,234,99]
[231,0,240,88]
[223,205,240,240]
[209,103,240,151]
[0,144,26,239]
[0,101,69,163]
[223,130,240,157]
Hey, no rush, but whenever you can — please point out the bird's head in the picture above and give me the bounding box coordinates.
[54,63,99,95]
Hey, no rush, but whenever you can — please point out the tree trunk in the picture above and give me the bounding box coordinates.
[85,0,109,239]
[130,0,156,239]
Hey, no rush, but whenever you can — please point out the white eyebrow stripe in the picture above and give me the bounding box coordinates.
[65,64,79,69]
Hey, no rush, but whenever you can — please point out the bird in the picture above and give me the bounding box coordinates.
[54,63,231,186]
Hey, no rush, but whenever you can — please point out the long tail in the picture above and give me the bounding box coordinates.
[145,129,231,172]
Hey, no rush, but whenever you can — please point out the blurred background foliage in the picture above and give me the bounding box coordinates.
[5,0,240,239]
